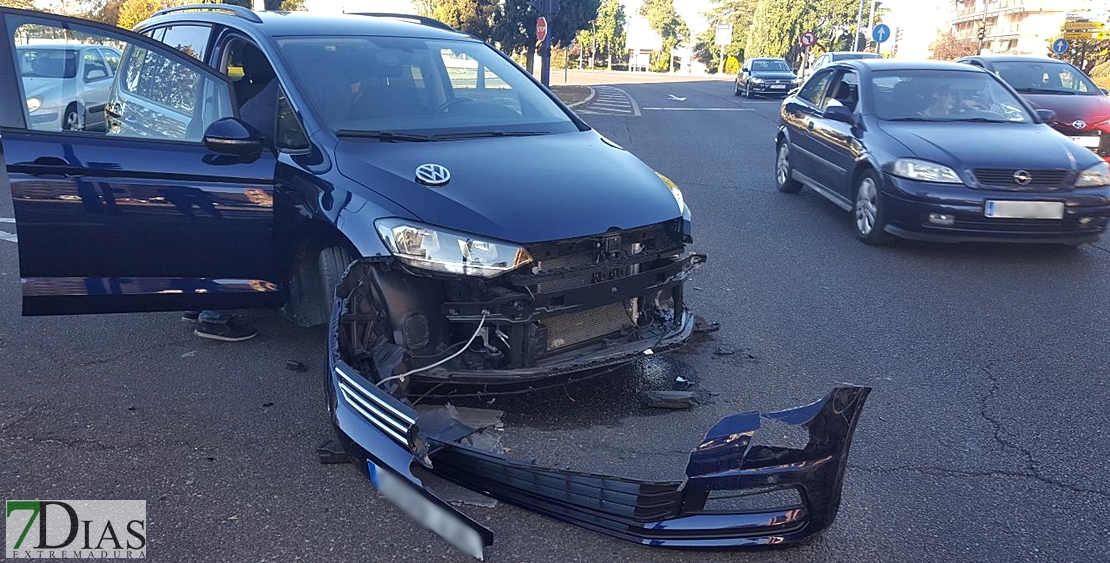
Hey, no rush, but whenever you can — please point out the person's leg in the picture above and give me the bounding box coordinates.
[194,310,258,342]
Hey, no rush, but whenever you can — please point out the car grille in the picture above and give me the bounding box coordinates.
[533,245,641,293]
[542,302,632,352]
[972,169,1071,190]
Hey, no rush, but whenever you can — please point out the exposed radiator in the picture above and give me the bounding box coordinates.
[543,302,632,352]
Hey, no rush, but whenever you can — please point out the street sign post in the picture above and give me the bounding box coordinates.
[1053,38,1070,54]
[800,31,816,47]
[537,13,550,86]
[715,23,732,74]
[872,23,890,44]
[1064,21,1105,31]
[536,16,548,43]
[1062,31,1108,40]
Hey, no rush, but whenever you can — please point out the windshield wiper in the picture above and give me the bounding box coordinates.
[884,117,937,122]
[948,117,1013,123]
[432,130,548,140]
[1015,88,1075,95]
[336,130,434,142]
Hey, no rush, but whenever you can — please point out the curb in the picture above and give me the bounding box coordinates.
[567,85,595,108]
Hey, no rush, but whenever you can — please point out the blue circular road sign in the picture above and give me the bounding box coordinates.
[872,24,891,43]
[1052,38,1069,54]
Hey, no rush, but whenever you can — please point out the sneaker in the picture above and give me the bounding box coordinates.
[194,320,259,342]
[181,311,201,323]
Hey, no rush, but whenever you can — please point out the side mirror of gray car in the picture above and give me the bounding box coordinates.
[85,69,107,81]
[204,118,264,157]
[1102,88,1109,95]
[824,103,856,125]
[1034,108,1055,123]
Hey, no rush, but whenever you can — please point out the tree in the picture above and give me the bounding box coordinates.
[0,0,35,9]
[594,0,626,69]
[744,0,882,70]
[639,0,688,72]
[279,0,305,10]
[491,0,537,71]
[928,29,978,60]
[693,0,757,73]
[116,0,160,29]
[548,0,599,49]
[432,0,496,39]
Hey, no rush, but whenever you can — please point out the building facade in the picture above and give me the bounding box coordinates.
[946,0,1102,55]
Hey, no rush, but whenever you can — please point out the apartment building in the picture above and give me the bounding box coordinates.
[946,0,1103,55]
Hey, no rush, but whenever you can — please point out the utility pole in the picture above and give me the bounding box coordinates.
[540,0,553,86]
[853,0,865,51]
[867,0,878,51]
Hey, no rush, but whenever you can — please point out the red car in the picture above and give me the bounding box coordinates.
[959,55,1110,161]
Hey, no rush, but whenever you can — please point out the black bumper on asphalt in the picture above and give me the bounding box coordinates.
[326,346,872,559]
[881,172,1110,243]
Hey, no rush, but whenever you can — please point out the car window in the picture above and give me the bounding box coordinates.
[277,36,577,136]
[220,37,306,151]
[156,24,211,61]
[82,48,109,82]
[993,60,1100,95]
[870,69,1031,123]
[99,48,120,72]
[752,59,790,72]
[798,69,835,106]
[828,70,859,112]
[7,14,234,139]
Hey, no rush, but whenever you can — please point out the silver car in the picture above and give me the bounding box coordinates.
[17,43,122,131]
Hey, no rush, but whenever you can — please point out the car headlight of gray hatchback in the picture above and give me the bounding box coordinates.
[1075,161,1110,187]
[375,218,534,278]
[26,96,41,112]
[891,158,963,184]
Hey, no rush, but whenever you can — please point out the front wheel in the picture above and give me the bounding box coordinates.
[62,105,81,131]
[853,170,892,245]
[775,142,802,193]
[744,83,753,99]
[734,81,741,96]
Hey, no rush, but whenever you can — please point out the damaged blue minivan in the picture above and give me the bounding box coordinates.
[0,6,869,560]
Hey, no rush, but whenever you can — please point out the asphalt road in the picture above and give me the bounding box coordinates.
[3,71,1109,562]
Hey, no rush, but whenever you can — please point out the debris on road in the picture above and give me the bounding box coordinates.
[693,315,720,333]
[636,389,701,409]
[285,359,308,373]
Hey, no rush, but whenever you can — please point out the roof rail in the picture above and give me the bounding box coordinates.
[152,4,263,23]
[347,12,456,32]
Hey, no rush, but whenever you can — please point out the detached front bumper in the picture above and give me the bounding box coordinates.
[326,349,871,559]
[881,173,1110,243]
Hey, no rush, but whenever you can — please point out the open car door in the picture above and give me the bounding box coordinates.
[0,8,281,315]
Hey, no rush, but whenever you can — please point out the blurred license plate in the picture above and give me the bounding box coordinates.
[984,200,1064,219]
[770,84,787,89]
[1069,136,1100,148]
[368,462,486,560]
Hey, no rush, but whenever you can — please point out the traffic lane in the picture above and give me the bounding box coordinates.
[580,81,1110,560]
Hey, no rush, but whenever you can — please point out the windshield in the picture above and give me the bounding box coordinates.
[17,47,78,78]
[752,59,790,72]
[993,60,1101,95]
[871,69,1032,123]
[833,53,881,62]
[277,36,578,136]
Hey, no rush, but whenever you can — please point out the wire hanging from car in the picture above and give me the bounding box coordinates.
[375,311,489,388]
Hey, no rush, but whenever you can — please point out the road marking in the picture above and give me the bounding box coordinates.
[574,85,641,117]
[667,94,687,101]
[0,230,16,243]
[642,107,756,111]
[0,218,13,223]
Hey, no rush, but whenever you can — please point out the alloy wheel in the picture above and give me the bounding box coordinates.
[855,177,878,236]
[776,144,790,187]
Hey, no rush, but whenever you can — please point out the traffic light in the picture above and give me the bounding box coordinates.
[977,26,986,41]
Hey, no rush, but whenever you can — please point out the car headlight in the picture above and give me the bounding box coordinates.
[1075,161,1110,187]
[891,158,963,184]
[26,96,41,112]
[655,172,690,217]
[375,219,533,278]
[751,77,764,84]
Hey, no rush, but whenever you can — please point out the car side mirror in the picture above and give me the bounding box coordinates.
[85,69,107,81]
[1102,88,1109,95]
[1034,108,1055,123]
[824,102,855,125]
[204,118,264,157]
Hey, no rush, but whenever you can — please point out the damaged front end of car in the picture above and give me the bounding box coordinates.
[339,218,704,396]
[327,263,872,560]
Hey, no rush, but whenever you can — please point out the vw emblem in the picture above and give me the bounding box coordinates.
[1073,119,1087,130]
[1013,169,1033,186]
[415,163,450,186]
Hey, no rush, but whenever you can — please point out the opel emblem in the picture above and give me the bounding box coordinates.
[1073,119,1087,130]
[1013,169,1033,185]
[415,163,450,186]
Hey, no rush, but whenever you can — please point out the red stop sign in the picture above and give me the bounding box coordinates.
[536,16,548,42]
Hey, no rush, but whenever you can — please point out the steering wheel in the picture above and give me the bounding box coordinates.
[435,97,476,114]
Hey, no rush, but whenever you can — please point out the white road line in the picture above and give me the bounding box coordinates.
[606,87,641,116]
[0,230,16,243]
[0,218,14,223]
[642,107,756,111]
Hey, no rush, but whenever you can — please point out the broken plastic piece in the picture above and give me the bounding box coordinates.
[693,315,720,333]
[316,439,350,464]
[637,389,700,409]
[285,359,308,372]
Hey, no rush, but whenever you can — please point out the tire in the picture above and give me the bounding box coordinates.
[744,83,753,99]
[62,104,80,131]
[853,170,892,245]
[734,81,741,96]
[775,141,803,194]
[318,245,354,314]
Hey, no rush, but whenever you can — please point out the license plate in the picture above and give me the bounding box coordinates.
[984,200,1065,219]
[368,462,486,560]
[770,84,787,89]
[1069,135,1100,148]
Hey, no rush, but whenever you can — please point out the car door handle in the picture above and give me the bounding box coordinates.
[29,156,73,178]
[806,119,815,131]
